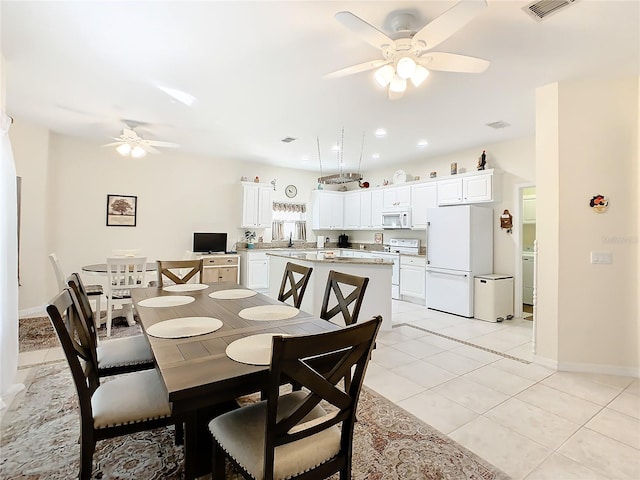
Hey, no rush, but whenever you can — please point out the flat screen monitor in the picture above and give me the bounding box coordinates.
[193,232,227,254]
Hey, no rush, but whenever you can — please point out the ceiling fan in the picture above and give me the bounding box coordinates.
[326,0,490,99]
[103,127,180,158]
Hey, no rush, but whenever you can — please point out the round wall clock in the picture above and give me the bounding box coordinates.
[285,184,297,198]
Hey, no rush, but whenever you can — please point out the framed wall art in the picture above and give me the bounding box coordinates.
[106,194,137,227]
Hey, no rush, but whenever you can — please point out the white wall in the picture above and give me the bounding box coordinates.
[536,77,639,374]
[11,126,319,313]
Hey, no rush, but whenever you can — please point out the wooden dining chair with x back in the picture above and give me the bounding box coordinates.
[277,262,313,308]
[67,272,154,377]
[155,259,204,287]
[208,315,382,480]
[320,270,370,327]
[46,287,181,480]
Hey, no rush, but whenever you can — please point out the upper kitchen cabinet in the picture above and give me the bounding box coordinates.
[241,182,273,228]
[383,185,411,209]
[437,170,498,205]
[370,189,384,229]
[358,189,374,229]
[523,194,536,223]
[410,182,437,229]
[311,190,344,230]
[343,190,362,229]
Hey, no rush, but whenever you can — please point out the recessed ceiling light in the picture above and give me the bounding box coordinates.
[301,155,309,162]
[417,140,429,148]
[375,128,387,138]
[281,137,297,143]
[372,153,381,159]
[331,144,341,152]
[156,85,196,106]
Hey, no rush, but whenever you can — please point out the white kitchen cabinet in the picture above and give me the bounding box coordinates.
[410,182,437,229]
[522,254,534,305]
[359,190,373,229]
[523,195,536,224]
[241,182,272,228]
[343,191,362,229]
[311,191,344,230]
[370,189,384,229]
[240,251,270,290]
[437,171,495,205]
[400,255,426,300]
[383,185,411,209]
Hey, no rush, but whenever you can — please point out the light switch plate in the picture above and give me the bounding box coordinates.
[590,251,612,264]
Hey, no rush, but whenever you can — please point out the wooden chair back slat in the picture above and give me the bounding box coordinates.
[277,262,313,308]
[320,270,369,326]
[156,259,204,287]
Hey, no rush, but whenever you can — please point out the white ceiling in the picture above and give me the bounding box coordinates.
[2,1,638,175]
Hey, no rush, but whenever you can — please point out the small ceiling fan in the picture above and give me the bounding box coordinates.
[103,127,180,157]
[326,0,490,99]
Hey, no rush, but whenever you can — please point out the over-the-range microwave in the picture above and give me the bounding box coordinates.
[381,209,411,229]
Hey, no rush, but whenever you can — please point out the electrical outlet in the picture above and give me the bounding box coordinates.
[590,251,612,264]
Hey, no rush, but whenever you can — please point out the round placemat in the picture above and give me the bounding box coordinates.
[238,304,299,321]
[226,333,289,365]
[137,295,195,308]
[209,289,258,300]
[147,317,223,339]
[162,283,209,292]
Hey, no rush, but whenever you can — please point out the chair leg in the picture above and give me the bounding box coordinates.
[79,436,95,480]
[212,441,226,479]
[124,304,136,327]
[106,298,112,337]
[93,295,102,330]
[175,422,184,446]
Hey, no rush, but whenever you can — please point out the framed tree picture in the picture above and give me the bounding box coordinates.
[106,194,137,227]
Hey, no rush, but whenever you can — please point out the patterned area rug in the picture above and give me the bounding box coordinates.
[0,363,510,480]
[19,315,142,352]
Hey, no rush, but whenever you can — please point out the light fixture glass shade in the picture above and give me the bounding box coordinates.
[389,74,407,93]
[131,145,147,158]
[116,143,132,156]
[410,65,430,87]
[374,65,394,87]
[396,57,417,80]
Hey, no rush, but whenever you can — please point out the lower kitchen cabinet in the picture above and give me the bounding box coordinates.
[399,255,426,301]
[240,251,270,290]
[201,255,240,283]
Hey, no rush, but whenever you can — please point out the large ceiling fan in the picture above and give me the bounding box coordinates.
[103,127,180,158]
[326,0,490,99]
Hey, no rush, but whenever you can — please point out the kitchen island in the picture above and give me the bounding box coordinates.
[267,251,393,330]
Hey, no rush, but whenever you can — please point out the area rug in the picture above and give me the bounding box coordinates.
[19,315,142,352]
[0,363,510,480]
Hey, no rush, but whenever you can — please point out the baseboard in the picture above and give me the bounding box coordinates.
[19,306,46,319]
[557,360,640,379]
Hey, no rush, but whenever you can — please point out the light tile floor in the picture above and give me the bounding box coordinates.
[5,301,640,480]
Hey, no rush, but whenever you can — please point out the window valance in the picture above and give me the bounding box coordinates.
[272,202,306,213]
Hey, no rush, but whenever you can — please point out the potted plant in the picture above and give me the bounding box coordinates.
[244,231,256,249]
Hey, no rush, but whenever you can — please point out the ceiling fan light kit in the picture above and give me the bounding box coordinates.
[105,127,179,157]
[330,0,490,99]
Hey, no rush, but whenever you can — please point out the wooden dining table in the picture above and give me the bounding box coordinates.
[131,282,339,480]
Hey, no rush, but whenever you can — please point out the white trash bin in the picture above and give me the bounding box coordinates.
[474,274,514,322]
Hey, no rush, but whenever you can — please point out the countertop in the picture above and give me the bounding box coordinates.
[266,250,393,265]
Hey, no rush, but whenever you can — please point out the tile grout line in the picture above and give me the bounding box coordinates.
[393,322,531,365]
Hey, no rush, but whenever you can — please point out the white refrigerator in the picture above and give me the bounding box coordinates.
[425,205,493,317]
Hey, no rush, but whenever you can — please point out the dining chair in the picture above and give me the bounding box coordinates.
[155,259,204,287]
[320,270,369,327]
[208,315,382,480]
[105,256,148,337]
[277,262,313,308]
[67,272,154,377]
[46,287,180,480]
[49,253,103,327]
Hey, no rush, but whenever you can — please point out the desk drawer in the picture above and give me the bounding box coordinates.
[204,256,238,266]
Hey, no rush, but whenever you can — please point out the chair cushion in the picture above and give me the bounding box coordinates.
[85,284,104,295]
[97,335,153,371]
[92,369,171,428]
[209,391,341,480]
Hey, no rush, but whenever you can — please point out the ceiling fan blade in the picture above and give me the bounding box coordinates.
[143,145,161,154]
[388,88,405,101]
[325,59,390,79]
[145,140,180,148]
[412,0,487,51]
[102,141,124,147]
[419,52,489,73]
[335,11,394,50]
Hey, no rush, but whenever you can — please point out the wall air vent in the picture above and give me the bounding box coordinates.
[486,121,511,130]
[523,0,578,21]
[281,137,297,143]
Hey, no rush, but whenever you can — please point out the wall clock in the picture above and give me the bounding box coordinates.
[285,184,297,198]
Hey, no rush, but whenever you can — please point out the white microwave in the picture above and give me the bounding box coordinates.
[381,209,411,229]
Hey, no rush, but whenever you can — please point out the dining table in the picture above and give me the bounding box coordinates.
[131,282,339,480]
[81,262,158,275]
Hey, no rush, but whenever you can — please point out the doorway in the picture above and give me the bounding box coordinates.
[513,183,536,319]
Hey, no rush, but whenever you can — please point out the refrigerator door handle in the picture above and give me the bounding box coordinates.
[426,269,468,278]
[426,221,430,265]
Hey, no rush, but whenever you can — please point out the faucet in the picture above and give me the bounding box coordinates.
[288,233,293,248]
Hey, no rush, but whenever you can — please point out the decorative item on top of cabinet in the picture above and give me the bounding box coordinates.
[477,150,486,170]
[450,162,457,175]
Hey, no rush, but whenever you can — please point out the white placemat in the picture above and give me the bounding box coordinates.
[209,289,258,300]
[137,295,195,308]
[226,333,289,365]
[147,317,223,339]
[238,304,299,321]
[162,283,209,292]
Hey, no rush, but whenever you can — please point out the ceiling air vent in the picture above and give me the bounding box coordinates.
[523,0,577,21]
[281,137,297,143]
[486,121,510,130]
